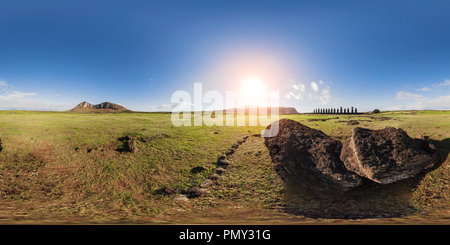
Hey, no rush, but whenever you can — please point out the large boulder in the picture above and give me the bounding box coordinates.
[340,127,439,184]
[264,119,361,198]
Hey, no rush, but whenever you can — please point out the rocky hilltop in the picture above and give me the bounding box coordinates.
[72,101,127,110]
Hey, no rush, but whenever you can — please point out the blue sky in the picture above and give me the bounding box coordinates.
[1,0,450,112]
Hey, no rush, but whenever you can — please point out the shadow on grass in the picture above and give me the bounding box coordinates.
[279,138,450,219]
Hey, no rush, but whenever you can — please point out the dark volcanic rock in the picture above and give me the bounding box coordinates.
[264,119,361,198]
[225,149,234,155]
[164,187,176,195]
[217,159,230,167]
[215,168,225,174]
[191,166,207,174]
[127,141,138,153]
[340,127,439,184]
[188,187,206,197]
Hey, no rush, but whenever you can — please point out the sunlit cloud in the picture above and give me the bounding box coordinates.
[0,91,76,110]
[311,81,319,92]
[432,79,450,88]
[395,91,425,100]
[285,92,302,100]
[387,95,450,110]
[416,87,431,91]
[319,86,331,105]
[152,101,194,111]
[0,81,76,110]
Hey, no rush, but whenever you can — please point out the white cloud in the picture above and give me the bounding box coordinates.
[433,79,450,88]
[155,101,193,111]
[311,81,319,92]
[285,92,302,100]
[286,79,305,92]
[293,83,305,92]
[395,91,425,100]
[159,103,178,109]
[416,87,431,91]
[386,95,450,110]
[284,79,306,99]
[0,91,76,110]
[284,79,337,103]
[319,86,331,105]
[0,81,76,111]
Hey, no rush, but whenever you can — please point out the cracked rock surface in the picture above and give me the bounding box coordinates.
[340,126,439,184]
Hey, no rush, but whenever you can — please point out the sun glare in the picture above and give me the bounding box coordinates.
[242,78,265,102]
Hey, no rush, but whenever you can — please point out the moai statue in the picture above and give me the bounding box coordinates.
[351,107,354,114]
[344,108,347,114]
[340,107,342,114]
[347,108,350,114]
[333,108,336,114]
[355,108,358,113]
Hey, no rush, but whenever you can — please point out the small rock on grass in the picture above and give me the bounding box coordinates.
[200,179,213,188]
[174,195,189,202]
[188,187,206,197]
[225,149,234,155]
[209,174,220,180]
[191,166,206,173]
[217,159,230,167]
[215,168,225,174]
[164,187,176,195]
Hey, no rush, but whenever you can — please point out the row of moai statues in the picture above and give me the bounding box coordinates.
[313,107,358,114]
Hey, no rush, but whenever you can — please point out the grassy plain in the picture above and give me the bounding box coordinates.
[0,110,450,224]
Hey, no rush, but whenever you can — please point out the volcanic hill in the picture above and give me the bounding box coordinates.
[72,101,128,111]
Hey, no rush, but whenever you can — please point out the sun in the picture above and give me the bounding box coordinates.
[242,78,265,102]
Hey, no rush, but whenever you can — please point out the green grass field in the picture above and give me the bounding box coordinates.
[0,110,450,224]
